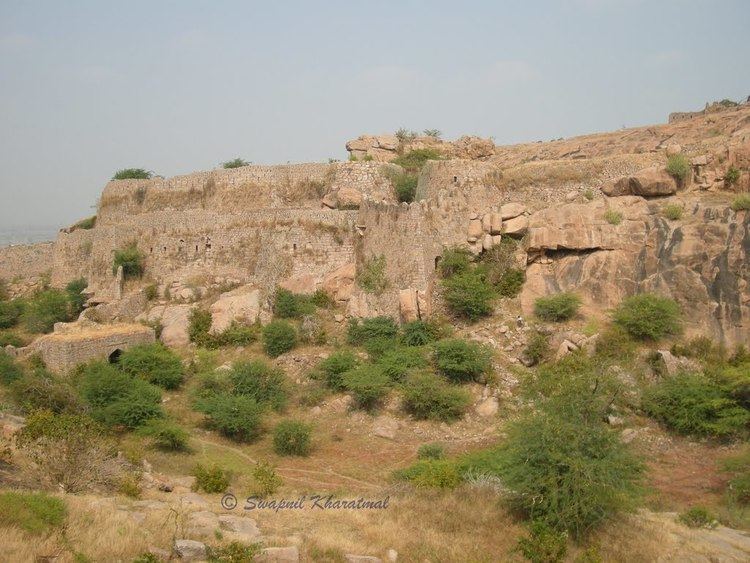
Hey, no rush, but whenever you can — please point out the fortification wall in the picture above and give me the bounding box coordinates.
[98,162,395,223]
[0,242,55,296]
[52,208,358,294]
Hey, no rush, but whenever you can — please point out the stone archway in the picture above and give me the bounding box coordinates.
[108,349,123,364]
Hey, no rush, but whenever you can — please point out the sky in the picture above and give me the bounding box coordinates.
[0,0,748,233]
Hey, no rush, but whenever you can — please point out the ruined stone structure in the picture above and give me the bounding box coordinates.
[28,321,155,373]
[3,101,750,350]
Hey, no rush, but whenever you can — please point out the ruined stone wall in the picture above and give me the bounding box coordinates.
[29,323,155,373]
[52,208,358,295]
[0,242,55,281]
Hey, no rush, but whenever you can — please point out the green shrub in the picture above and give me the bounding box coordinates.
[310,289,333,308]
[133,553,163,563]
[725,165,741,186]
[666,154,691,182]
[11,369,83,414]
[400,319,443,346]
[663,204,684,221]
[0,300,23,328]
[188,308,213,346]
[731,194,750,211]
[217,321,258,347]
[65,278,88,317]
[0,331,25,347]
[317,350,359,390]
[423,129,442,138]
[112,168,152,180]
[613,293,681,340]
[98,393,164,429]
[0,278,7,301]
[207,541,261,562]
[192,463,231,493]
[113,244,145,279]
[195,393,263,441]
[523,332,550,366]
[642,372,749,439]
[262,320,297,357]
[604,209,622,225]
[515,521,568,563]
[716,362,750,409]
[677,506,717,529]
[722,448,750,505]
[594,326,637,365]
[22,289,71,333]
[392,172,418,203]
[138,419,189,451]
[251,461,282,497]
[119,343,184,389]
[144,283,158,301]
[496,268,525,297]
[71,215,96,230]
[376,346,427,382]
[433,338,491,383]
[583,188,594,201]
[0,491,66,534]
[357,255,389,295]
[221,157,250,169]
[391,148,442,170]
[0,351,24,385]
[534,293,581,322]
[395,459,461,489]
[273,420,312,456]
[229,360,287,411]
[495,407,643,538]
[438,247,472,278]
[395,128,418,142]
[442,270,494,321]
[274,288,314,319]
[342,365,390,410]
[346,316,399,346]
[417,443,445,460]
[402,371,471,422]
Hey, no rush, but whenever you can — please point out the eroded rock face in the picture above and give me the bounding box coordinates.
[209,285,261,334]
[604,167,678,197]
[521,197,750,347]
[322,263,356,303]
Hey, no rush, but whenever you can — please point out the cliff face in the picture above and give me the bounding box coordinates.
[521,197,750,346]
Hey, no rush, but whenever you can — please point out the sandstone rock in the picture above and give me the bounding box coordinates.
[375,134,399,151]
[607,167,678,197]
[398,289,419,322]
[321,192,337,209]
[482,234,493,250]
[468,219,483,238]
[475,397,499,417]
[555,339,578,360]
[651,350,700,377]
[500,202,526,220]
[665,143,681,156]
[218,514,261,540]
[209,285,260,334]
[453,135,495,159]
[279,274,319,295]
[337,186,363,208]
[372,415,399,440]
[481,213,492,233]
[155,304,194,348]
[256,546,300,562]
[323,263,356,303]
[503,215,528,235]
[173,539,207,561]
[187,510,218,537]
[490,213,503,235]
[386,549,398,562]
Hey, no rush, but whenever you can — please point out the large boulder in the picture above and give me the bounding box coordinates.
[159,304,195,348]
[322,263,356,303]
[500,202,526,220]
[209,285,261,334]
[279,274,320,295]
[173,539,207,561]
[604,167,678,197]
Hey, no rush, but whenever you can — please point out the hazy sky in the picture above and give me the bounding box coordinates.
[1,0,748,231]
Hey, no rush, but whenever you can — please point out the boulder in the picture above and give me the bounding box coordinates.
[475,397,499,417]
[490,213,503,235]
[256,546,300,562]
[345,557,382,563]
[500,203,526,220]
[173,539,207,561]
[651,350,701,377]
[337,186,363,209]
[375,134,399,151]
[606,167,678,197]
[467,219,483,239]
[279,274,320,295]
[503,215,529,235]
[155,304,194,348]
[209,285,260,335]
[322,263,356,303]
[187,510,219,537]
[665,143,682,156]
[218,514,262,541]
[453,136,495,159]
[481,214,492,233]
[372,415,399,440]
[482,234,494,250]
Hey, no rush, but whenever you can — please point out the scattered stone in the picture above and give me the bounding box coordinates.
[386,549,398,562]
[475,397,499,417]
[503,215,529,235]
[372,415,399,440]
[621,428,638,444]
[218,514,262,541]
[173,539,207,561]
[187,510,219,537]
[500,202,526,220]
[607,415,624,426]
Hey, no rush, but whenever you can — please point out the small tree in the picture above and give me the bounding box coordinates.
[113,244,145,279]
[273,420,312,456]
[317,350,359,390]
[262,320,297,357]
[613,293,681,340]
[343,366,390,410]
[192,463,231,493]
[229,360,287,411]
[21,289,71,333]
[221,158,251,169]
[433,338,491,382]
[112,168,152,180]
[402,372,471,422]
[119,343,184,389]
[442,270,494,321]
[194,393,263,442]
[534,293,581,322]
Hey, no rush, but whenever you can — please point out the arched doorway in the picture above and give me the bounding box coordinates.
[108,349,123,364]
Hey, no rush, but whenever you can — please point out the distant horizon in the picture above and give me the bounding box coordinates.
[1,0,748,230]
